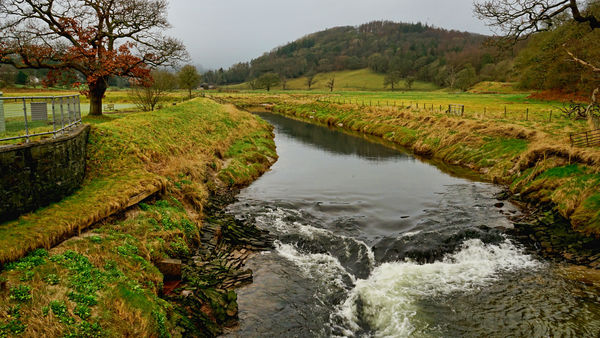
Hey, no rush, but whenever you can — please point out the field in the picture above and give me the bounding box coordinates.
[228,68,439,91]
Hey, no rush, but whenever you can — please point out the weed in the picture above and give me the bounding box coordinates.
[44,273,60,285]
[73,305,92,320]
[49,300,74,324]
[9,285,32,302]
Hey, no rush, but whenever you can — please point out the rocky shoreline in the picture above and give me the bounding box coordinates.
[163,189,275,337]
[497,190,600,269]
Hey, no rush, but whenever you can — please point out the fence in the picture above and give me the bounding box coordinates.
[570,129,600,147]
[0,93,82,143]
[318,97,563,123]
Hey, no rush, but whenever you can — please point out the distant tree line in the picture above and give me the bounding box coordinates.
[202,21,520,91]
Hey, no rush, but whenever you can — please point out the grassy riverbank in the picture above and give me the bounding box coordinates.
[0,98,277,336]
[219,93,600,236]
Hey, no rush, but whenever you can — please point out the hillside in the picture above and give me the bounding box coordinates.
[206,21,514,88]
[228,68,438,91]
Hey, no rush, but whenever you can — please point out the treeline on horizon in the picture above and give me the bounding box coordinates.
[203,21,519,90]
[203,20,599,94]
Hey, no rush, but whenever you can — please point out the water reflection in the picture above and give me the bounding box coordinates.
[257,112,405,162]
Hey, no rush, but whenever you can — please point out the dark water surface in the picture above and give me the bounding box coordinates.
[225,113,600,337]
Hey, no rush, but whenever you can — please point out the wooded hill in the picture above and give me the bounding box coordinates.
[205,21,516,89]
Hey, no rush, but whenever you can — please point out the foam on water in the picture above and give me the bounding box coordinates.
[336,238,541,337]
[276,241,356,292]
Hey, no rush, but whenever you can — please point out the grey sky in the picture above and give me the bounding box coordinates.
[167,0,492,70]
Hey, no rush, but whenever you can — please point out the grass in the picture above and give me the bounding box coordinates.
[219,92,600,234]
[0,98,275,265]
[227,68,438,91]
[0,98,276,336]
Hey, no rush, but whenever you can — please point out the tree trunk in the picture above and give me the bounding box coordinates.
[88,79,108,116]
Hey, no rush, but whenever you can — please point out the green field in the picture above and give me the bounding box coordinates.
[228,68,439,91]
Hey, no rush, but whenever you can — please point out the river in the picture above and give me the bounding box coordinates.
[225,112,600,337]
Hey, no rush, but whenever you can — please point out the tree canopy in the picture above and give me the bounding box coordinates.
[178,65,201,99]
[0,0,187,115]
[207,21,513,89]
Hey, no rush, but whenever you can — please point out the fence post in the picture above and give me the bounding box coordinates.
[77,96,81,122]
[51,98,56,137]
[504,106,507,118]
[526,108,529,121]
[0,92,4,133]
[586,132,589,147]
[569,134,573,147]
[60,97,65,131]
[23,98,29,142]
[549,110,552,123]
[461,105,465,117]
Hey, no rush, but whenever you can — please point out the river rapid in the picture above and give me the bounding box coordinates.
[225,113,600,337]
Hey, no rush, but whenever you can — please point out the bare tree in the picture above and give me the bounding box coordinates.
[0,0,188,115]
[130,70,177,111]
[474,0,599,40]
[306,73,316,90]
[326,76,335,92]
[474,0,600,111]
[178,65,201,99]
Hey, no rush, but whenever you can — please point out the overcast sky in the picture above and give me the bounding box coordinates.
[167,0,492,70]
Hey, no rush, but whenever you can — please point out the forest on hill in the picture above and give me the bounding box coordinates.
[204,21,518,90]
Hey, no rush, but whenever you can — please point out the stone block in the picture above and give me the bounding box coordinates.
[156,258,182,281]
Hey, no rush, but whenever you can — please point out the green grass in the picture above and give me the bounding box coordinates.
[0,98,276,337]
[228,68,438,91]
[0,98,275,265]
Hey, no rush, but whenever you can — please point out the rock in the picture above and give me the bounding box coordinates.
[562,253,575,261]
[494,202,504,208]
[182,290,193,298]
[156,258,182,281]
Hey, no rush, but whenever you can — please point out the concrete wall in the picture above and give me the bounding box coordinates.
[0,124,90,222]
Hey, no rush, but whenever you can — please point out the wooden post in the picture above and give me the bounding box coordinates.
[504,106,507,118]
[526,108,529,121]
[549,110,552,122]
[586,132,589,146]
[461,105,465,117]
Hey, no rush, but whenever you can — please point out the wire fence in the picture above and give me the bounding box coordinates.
[0,93,82,144]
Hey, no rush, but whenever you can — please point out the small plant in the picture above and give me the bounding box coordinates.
[9,285,32,302]
[42,306,50,316]
[68,291,98,307]
[44,273,60,285]
[50,300,74,324]
[88,235,103,244]
[19,271,34,282]
[73,305,91,320]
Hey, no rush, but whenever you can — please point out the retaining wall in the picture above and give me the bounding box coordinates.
[0,124,90,222]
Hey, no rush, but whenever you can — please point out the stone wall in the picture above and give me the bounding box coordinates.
[0,125,90,222]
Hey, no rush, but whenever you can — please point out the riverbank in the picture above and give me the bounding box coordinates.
[0,99,277,336]
[219,94,600,264]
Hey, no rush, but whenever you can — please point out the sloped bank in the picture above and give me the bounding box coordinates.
[0,99,277,337]
[225,96,600,266]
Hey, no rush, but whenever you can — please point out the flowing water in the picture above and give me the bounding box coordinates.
[225,113,600,337]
